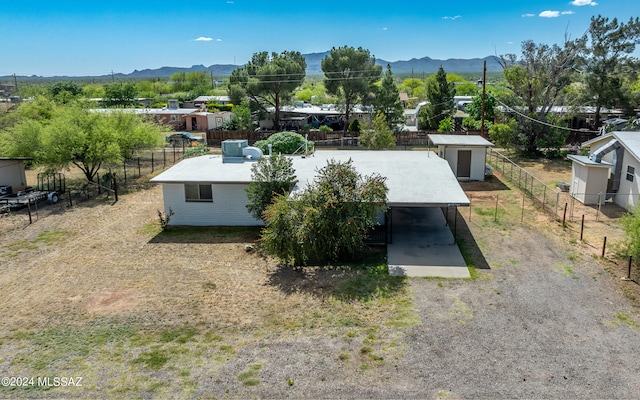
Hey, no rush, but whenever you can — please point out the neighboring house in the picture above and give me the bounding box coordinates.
[428,134,494,181]
[568,131,640,209]
[150,141,470,227]
[0,158,30,193]
[185,111,233,131]
[260,104,373,131]
[193,96,232,107]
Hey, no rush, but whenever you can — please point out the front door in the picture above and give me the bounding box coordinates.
[457,150,472,178]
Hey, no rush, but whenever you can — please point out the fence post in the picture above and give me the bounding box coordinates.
[602,236,607,257]
[113,174,118,203]
[543,186,547,210]
[494,195,499,222]
[137,157,141,178]
[580,215,585,241]
[555,192,560,219]
[519,168,522,189]
[562,203,568,227]
[123,161,127,183]
[27,199,32,224]
[68,188,72,207]
[469,194,472,221]
[596,192,602,222]
[624,256,632,280]
[521,192,525,222]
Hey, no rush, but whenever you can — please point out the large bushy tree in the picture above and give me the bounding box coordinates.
[582,15,640,128]
[260,159,388,265]
[373,64,405,130]
[245,153,298,221]
[229,51,306,129]
[321,46,382,129]
[1,103,164,182]
[499,38,585,154]
[419,66,455,130]
[103,82,139,107]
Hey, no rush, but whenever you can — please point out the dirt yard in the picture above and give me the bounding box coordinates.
[0,163,639,398]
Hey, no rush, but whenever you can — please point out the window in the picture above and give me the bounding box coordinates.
[627,166,635,182]
[185,184,213,202]
[170,115,178,121]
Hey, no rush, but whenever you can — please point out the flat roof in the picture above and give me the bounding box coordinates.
[151,150,470,207]
[567,154,612,168]
[428,134,494,147]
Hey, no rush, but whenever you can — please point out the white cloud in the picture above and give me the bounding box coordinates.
[217,38,222,42]
[561,10,575,15]
[571,0,597,6]
[506,41,513,45]
[382,27,388,31]
[522,13,535,17]
[539,10,560,18]
[442,15,461,20]
[195,37,213,41]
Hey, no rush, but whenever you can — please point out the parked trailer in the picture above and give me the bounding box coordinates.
[0,189,59,212]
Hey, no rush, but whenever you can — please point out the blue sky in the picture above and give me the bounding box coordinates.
[1,0,636,77]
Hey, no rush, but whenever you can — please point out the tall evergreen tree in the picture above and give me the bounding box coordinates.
[373,64,405,130]
[321,46,382,129]
[229,51,306,129]
[582,15,640,128]
[419,66,455,130]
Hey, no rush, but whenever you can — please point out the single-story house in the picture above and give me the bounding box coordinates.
[0,158,30,193]
[568,131,640,209]
[428,134,494,181]
[150,142,470,227]
[192,96,232,107]
[185,111,233,131]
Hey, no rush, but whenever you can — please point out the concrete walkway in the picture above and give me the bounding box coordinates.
[387,207,470,278]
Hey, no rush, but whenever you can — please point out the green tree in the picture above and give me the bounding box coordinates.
[260,159,388,265]
[359,112,396,149]
[373,64,405,130]
[321,46,382,129]
[230,51,306,130]
[399,77,424,99]
[488,119,518,148]
[103,82,139,107]
[245,154,298,221]
[1,104,163,182]
[254,131,314,155]
[499,38,585,154]
[438,116,454,132]
[419,66,455,130]
[47,81,82,104]
[582,15,640,128]
[227,100,253,130]
[170,71,187,92]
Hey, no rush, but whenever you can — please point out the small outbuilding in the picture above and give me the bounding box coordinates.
[428,134,494,181]
[569,131,640,210]
[0,157,30,193]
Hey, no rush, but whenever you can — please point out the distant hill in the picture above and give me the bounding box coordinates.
[4,53,503,81]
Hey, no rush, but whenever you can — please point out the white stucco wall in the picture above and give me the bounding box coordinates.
[161,183,263,226]
[438,146,487,181]
[0,160,28,189]
[615,154,640,210]
[571,163,610,205]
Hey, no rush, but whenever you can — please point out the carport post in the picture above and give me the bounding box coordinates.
[452,207,458,244]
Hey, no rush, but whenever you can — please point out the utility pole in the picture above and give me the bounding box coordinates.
[111,70,115,83]
[211,71,214,89]
[13,73,18,92]
[480,60,487,137]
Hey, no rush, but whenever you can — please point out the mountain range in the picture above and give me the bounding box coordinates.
[6,52,503,80]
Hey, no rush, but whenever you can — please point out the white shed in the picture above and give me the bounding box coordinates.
[570,131,640,210]
[566,155,612,205]
[0,158,29,192]
[428,134,494,181]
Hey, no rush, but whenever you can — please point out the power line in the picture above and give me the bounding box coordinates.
[496,98,601,134]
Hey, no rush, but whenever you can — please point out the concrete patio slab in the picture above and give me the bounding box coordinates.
[387,207,470,278]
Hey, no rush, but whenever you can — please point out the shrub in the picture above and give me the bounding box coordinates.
[319,125,333,133]
[348,119,361,133]
[245,154,298,221]
[254,131,314,155]
[260,159,388,265]
[358,112,396,150]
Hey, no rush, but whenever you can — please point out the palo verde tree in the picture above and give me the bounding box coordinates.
[229,50,306,129]
[373,64,405,130]
[419,66,455,130]
[321,46,382,129]
[1,103,164,182]
[245,153,298,221]
[260,159,388,265]
[582,15,640,128]
[499,37,585,155]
